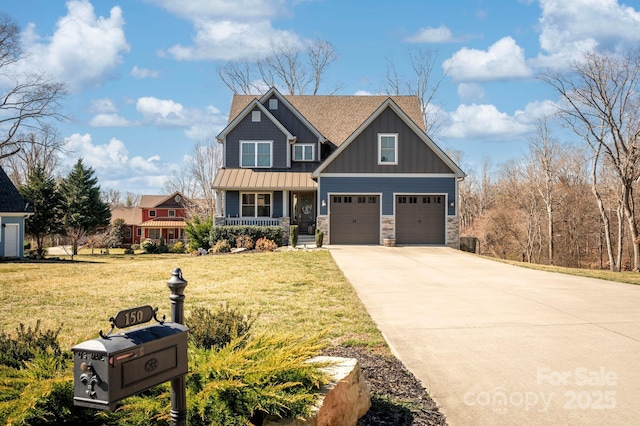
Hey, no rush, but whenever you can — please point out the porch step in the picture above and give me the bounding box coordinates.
[296,235,315,245]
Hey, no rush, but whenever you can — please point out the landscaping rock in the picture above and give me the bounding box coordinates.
[263,356,370,426]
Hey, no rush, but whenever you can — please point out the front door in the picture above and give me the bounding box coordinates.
[292,192,315,234]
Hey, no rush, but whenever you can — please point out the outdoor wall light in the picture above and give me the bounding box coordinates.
[450,201,455,208]
[321,199,326,207]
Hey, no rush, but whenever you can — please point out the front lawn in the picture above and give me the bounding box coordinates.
[0,250,384,349]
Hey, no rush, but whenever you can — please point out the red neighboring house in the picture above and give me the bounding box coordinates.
[110,192,189,245]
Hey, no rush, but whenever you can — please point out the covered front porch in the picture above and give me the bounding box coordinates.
[139,219,187,244]
[212,169,318,235]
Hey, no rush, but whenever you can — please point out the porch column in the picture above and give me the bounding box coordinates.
[215,190,224,217]
[283,190,289,217]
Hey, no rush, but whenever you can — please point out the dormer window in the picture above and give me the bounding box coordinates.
[293,144,314,161]
[378,133,398,165]
[252,111,261,122]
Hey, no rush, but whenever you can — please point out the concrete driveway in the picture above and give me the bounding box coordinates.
[330,246,640,426]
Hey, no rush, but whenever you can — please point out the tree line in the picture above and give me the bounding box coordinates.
[460,48,640,272]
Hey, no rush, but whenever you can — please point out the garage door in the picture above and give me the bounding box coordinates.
[330,195,380,244]
[396,195,445,244]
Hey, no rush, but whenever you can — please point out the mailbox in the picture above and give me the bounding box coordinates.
[72,322,189,411]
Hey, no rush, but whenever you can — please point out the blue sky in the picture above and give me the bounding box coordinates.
[3,0,640,195]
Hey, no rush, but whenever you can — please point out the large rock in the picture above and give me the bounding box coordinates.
[264,356,371,426]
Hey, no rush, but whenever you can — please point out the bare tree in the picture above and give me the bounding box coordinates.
[217,39,338,95]
[524,119,563,264]
[384,47,447,136]
[1,125,64,186]
[165,139,222,218]
[541,48,640,270]
[0,14,67,160]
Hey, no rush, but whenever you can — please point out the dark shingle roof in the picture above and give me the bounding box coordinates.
[0,166,33,213]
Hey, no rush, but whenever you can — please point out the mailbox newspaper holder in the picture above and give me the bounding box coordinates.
[72,305,188,411]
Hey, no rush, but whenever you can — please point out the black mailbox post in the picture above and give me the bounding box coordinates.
[72,268,189,422]
[72,322,188,411]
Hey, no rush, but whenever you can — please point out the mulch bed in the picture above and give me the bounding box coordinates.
[322,346,446,426]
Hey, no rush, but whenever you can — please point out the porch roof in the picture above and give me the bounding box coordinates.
[139,219,187,228]
[213,169,317,191]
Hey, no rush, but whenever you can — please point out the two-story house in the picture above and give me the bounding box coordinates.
[213,87,465,246]
[110,192,189,245]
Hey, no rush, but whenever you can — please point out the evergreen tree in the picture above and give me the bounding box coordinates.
[19,164,63,257]
[59,159,111,256]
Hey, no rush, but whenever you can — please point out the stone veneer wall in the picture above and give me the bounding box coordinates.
[279,217,290,246]
[381,215,395,240]
[316,215,329,244]
[447,216,460,249]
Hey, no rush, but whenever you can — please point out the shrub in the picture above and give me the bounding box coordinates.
[315,229,324,248]
[255,237,277,252]
[187,305,257,351]
[141,239,156,254]
[0,321,63,369]
[155,237,169,254]
[187,331,330,425]
[124,247,135,255]
[290,225,298,247]
[130,244,140,250]
[212,239,231,253]
[235,234,254,250]
[185,215,213,251]
[210,226,283,248]
[170,241,186,253]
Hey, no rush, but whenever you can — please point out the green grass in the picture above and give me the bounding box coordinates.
[0,251,384,349]
[491,256,640,285]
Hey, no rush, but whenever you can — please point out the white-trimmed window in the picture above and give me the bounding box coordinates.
[241,141,272,168]
[168,210,175,217]
[252,111,261,122]
[241,193,272,217]
[149,229,160,239]
[378,133,398,165]
[149,210,156,217]
[269,98,278,110]
[293,144,314,161]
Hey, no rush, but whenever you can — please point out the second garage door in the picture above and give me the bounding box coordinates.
[330,195,380,244]
[396,195,446,244]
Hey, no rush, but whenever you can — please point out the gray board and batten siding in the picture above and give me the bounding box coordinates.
[321,107,454,174]
[225,108,289,169]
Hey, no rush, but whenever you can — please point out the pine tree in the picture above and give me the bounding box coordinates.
[59,159,111,256]
[19,164,63,257]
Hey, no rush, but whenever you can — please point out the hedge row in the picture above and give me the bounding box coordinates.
[209,226,284,247]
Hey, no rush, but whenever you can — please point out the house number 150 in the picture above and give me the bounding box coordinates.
[113,305,155,329]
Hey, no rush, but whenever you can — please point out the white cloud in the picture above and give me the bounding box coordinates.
[60,133,174,194]
[89,98,118,114]
[89,113,137,127]
[443,37,532,82]
[163,19,301,61]
[457,83,485,102]
[146,0,288,20]
[405,25,454,43]
[135,96,227,133]
[532,0,640,69]
[442,104,532,139]
[136,97,187,126]
[131,66,160,79]
[17,0,130,92]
